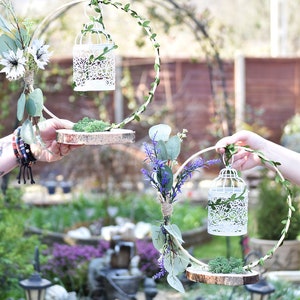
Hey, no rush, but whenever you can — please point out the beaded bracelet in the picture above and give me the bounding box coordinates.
[12,127,37,184]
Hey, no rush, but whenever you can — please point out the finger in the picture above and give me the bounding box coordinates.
[59,144,71,156]
[51,118,75,130]
[40,118,75,131]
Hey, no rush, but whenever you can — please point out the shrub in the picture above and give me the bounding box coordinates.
[136,239,160,277]
[256,174,300,240]
[42,241,109,295]
[0,188,43,299]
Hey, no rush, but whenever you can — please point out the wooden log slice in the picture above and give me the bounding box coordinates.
[186,266,259,286]
[56,129,135,145]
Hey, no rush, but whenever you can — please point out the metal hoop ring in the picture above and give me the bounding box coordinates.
[31,0,160,131]
[174,145,293,271]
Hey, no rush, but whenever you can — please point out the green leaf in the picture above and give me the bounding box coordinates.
[173,250,190,273]
[0,15,12,33]
[21,120,36,144]
[164,224,184,244]
[0,34,17,54]
[124,3,130,11]
[165,249,190,275]
[17,93,26,121]
[142,20,150,27]
[26,88,44,117]
[149,124,171,141]
[25,98,36,116]
[167,274,185,293]
[166,135,181,160]
[164,252,175,274]
[156,140,168,160]
[151,225,165,251]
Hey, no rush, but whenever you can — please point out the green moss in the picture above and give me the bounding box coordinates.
[208,256,245,274]
[73,117,111,132]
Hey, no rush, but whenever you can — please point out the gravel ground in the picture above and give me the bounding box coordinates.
[136,290,183,300]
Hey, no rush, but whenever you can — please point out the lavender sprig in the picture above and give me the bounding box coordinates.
[171,157,220,202]
[142,137,219,203]
[153,254,167,279]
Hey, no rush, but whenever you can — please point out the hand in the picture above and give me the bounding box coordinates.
[215,130,265,171]
[30,118,80,162]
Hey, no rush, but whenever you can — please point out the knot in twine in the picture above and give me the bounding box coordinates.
[24,70,34,93]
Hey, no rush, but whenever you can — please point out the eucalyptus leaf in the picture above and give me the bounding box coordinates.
[166,135,181,160]
[26,97,36,116]
[151,225,165,251]
[173,250,190,273]
[21,120,36,144]
[164,251,176,274]
[163,249,189,275]
[26,88,44,117]
[167,274,185,293]
[164,224,184,244]
[0,15,12,33]
[149,124,171,141]
[0,34,17,54]
[17,93,26,121]
[156,140,168,160]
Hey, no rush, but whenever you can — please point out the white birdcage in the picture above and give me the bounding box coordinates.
[207,165,248,236]
[73,41,115,91]
[73,5,115,92]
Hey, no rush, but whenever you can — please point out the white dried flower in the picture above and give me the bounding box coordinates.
[0,48,26,80]
[28,39,51,70]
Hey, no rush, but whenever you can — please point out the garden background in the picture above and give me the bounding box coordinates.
[2,0,300,299]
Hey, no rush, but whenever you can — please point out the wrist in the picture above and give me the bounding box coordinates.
[12,127,37,184]
[30,143,42,160]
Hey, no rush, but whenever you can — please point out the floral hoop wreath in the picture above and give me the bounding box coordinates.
[31,0,161,131]
[171,145,293,284]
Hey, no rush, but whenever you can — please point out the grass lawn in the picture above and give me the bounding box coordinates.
[193,235,244,261]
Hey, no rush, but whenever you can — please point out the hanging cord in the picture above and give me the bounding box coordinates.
[12,127,37,184]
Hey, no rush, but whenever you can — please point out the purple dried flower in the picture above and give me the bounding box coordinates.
[172,158,220,201]
[142,130,220,204]
[153,254,167,280]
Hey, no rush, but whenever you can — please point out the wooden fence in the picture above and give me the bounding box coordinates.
[2,57,300,183]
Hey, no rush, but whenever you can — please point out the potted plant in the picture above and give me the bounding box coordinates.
[250,172,300,271]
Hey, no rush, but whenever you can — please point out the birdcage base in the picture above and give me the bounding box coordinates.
[186,266,259,286]
[56,129,135,145]
[74,79,115,91]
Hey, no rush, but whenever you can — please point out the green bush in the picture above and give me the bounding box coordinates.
[28,192,207,232]
[256,175,300,240]
[0,188,44,299]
